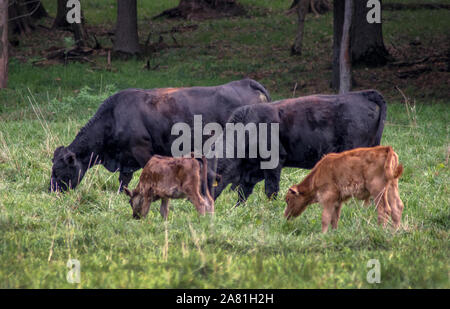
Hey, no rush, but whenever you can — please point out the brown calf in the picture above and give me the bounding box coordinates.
[284,146,404,232]
[124,154,214,220]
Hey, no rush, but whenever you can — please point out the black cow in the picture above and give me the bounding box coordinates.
[49,79,270,192]
[208,90,387,205]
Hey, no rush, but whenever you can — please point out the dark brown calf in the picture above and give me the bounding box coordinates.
[284,146,404,232]
[124,154,214,220]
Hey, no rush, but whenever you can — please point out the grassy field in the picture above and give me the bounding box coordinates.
[0,1,449,288]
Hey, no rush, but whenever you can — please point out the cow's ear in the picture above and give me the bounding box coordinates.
[63,150,76,165]
[123,187,132,197]
[289,187,299,195]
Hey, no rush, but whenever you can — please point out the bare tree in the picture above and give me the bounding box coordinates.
[0,0,7,88]
[339,0,353,94]
[53,0,69,28]
[114,0,140,55]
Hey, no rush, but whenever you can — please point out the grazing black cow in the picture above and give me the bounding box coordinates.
[208,90,387,205]
[49,79,270,192]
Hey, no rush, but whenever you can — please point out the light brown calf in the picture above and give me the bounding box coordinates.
[284,146,404,232]
[124,154,214,220]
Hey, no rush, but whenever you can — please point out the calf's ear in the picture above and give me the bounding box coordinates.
[123,187,132,197]
[289,187,299,195]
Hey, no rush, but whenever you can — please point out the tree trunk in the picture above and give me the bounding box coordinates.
[114,0,140,55]
[72,21,88,47]
[0,0,8,89]
[339,0,353,94]
[351,0,389,67]
[331,0,344,90]
[53,0,70,29]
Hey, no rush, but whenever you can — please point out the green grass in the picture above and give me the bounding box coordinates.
[0,1,449,288]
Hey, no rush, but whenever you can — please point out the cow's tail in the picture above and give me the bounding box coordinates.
[247,79,271,102]
[365,90,387,146]
[382,146,403,214]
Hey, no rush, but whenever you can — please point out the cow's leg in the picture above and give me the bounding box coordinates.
[160,198,170,221]
[119,171,133,192]
[234,181,257,207]
[263,167,282,200]
[212,180,228,201]
[331,202,343,230]
[263,148,286,199]
[233,170,265,206]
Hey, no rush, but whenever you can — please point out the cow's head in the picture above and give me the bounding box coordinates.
[49,146,84,192]
[124,187,148,219]
[284,185,315,220]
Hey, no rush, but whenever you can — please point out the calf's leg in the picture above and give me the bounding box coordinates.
[160,198,170,220]
[319,190,340,233]
[331,202,343,230]
[373,191,389,227]
[367,179,390,228]
[184,182,207,216]
[388,181,404,230]
[140,196,152,218]
[321,205,334,233]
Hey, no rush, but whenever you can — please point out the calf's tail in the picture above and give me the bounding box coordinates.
[383,146,403,214]
[384,146,403,180]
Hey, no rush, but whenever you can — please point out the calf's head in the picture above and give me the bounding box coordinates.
[49,146,84,192]
[124,187,147,219]
[284,185,315,220]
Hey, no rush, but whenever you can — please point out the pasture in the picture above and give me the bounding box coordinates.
[0,0,449,288]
